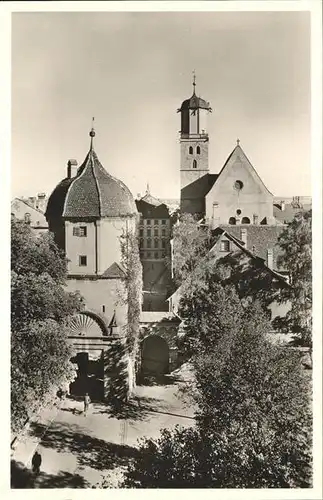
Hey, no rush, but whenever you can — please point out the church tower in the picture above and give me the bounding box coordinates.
[178,74,212,191]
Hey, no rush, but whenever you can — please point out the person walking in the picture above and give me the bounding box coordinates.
[31,451,42,475]
[83,392,91,416]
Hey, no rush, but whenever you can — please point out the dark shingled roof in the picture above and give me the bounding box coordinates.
[181,173,218,200]
[217,224,287,272]
[178,92,212,112]
[102,262,126,279]
[46,147,137,220]
[273,203,312,224]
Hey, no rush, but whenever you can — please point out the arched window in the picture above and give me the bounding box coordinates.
[241,217,250,224]
[196,146,201,155]
[193,159,197,169]
[24,213,31,224]
[154,238,159,248]
[189,146,193,155]
[229,217,236,225]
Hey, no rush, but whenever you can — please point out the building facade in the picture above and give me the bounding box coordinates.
[45,127,139,400]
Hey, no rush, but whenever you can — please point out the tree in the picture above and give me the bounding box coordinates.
[11,220,83,432]
[123,280,312,488]
[171,213,211,285]
[275,211,312,346]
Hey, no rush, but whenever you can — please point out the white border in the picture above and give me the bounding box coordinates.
[1,2,321,500]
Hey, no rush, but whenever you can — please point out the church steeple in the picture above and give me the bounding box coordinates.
[178,76,212,191]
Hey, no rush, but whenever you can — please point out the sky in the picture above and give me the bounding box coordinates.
[11,10,311,200]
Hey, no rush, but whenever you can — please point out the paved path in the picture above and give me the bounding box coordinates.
[11,376,195,488]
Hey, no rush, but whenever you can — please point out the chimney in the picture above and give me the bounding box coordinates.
[280,200,285,211]
[267,248,273,269]
[67,159,78,178]
[240,228,247,247]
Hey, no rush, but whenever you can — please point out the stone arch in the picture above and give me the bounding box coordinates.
[141,335,170,375]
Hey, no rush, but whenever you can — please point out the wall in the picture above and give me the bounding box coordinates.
[205,154,274,225]
[180,139,209,189]
[66,277,127,327]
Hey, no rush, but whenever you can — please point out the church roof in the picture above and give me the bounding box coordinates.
[178,91,212,112]
[102,262,126,279]
[46,130,137,220]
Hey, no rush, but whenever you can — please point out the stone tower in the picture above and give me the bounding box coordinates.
[178,74,212,191]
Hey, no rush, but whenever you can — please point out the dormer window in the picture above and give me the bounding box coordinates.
[193,160,197,169]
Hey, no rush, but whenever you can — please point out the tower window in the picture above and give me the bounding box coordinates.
[79,255,87,266]
[236,209,242,216]
[196,146,201,155]
[229,217,236,225]
[102,305,105,313]
[189,146,193,155]
[193,159,197,169]
[241,217,250,224]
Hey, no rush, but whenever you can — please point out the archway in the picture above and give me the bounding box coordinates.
[229,217,236,225]
[141,335,169,375]
[241,217,250,224]
[68,312,107,400]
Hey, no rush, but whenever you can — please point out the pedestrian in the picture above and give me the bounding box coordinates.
[83,392,91,416]
[31,451,42,475]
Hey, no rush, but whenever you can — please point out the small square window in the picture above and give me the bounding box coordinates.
[220,240,230,252]
[79,255,87,266]
[147,219,151,225]
[161,219,166,225]
[79,226,87,237]
[154,219,159,225]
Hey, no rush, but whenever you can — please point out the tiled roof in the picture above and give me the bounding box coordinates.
[102,262,126,278]
[217,224,287,271]
[273,203,311,224]
[139,192,163,207]
[46,147,137,220]
[181,173,218,200]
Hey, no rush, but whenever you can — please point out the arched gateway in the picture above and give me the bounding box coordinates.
[141,335,170,375]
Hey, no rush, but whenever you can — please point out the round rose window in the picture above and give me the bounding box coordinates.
[234,180,243,190]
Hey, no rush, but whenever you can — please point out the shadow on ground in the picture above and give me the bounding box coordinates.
[137,373,182,387]
[11,460,90,489]
[28,421,141,474]
[92,395,168,421]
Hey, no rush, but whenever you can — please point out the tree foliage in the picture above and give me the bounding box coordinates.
[171,214,211,285]
[119,226,143,354]
[124,270,312,488]
[275,211,312,346]
[11,220,83,432]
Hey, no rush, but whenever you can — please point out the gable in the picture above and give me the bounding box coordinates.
[11,198,48,228]
[209,145,273,199]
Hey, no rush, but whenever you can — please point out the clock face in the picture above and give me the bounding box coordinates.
[234,180,243,190]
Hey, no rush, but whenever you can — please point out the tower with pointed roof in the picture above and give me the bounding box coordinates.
[178,74,212,194]
[46,125,138,331]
